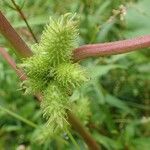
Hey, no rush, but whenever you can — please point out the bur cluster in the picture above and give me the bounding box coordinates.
[21,13,90,139]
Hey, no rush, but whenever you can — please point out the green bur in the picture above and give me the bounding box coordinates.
[21,13,89,136]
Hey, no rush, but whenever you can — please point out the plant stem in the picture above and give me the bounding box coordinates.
[0,11,32,57]
[10,0,38,43]
[73,35,150,61]
[0,47,26,80]
[0,105,37,128]
[67,111,100,150]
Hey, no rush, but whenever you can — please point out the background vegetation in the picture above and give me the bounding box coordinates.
[0,0,150,149]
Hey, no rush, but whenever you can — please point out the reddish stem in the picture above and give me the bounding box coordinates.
[0,11,32,57]
[68,111,100,150]
[73,35,150,61]
[0,47,26,81]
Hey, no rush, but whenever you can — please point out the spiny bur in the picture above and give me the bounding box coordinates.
[38,13,79,67]
[41,82,69,129]
[21,13,90,140]
[55,63,88,91]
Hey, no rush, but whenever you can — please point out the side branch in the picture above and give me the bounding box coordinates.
[73,35,150,61]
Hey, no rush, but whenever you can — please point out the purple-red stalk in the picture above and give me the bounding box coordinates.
[0,11,32,57]
[73,35,150,61]
[0,47,26,81]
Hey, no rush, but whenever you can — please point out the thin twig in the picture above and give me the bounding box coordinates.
[11,0,38,43]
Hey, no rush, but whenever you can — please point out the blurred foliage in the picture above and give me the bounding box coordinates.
[0,0,150,149]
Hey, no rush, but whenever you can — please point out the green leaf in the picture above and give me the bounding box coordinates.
[94,133,123,150]
[105,94,132,113]
[88,64,126,79]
